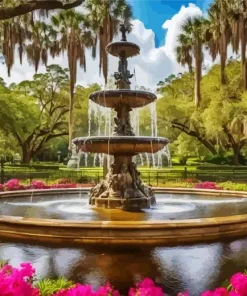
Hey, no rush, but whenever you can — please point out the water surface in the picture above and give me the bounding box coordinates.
[0,239,246,296]
[0,192,247,220]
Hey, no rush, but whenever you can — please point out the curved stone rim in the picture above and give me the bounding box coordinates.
[106,41,140,58]
[1,188,247,246]
[73,136,169,144]
[72,136,170,155]
[89,90,157,109]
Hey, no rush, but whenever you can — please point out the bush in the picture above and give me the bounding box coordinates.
[194,182,222,190]
[219,181,247,191]
[2,262,247,295]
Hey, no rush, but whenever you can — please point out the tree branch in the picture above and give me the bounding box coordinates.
[0,0,84,20]
[172,120,217,155]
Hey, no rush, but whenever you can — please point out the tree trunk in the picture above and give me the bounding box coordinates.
[194,38,202,107]
[220,36,227,85]
[188,63,193,74]
[171,122,217,155]
[68,29,77,153]
[233,146,240,166]
[68,92,74,152]
[240,17,247,90]
[22,145,32,164]
[200,138,217,155]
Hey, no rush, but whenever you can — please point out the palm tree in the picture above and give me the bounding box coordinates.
[0,12,33,76]
[85,0,132,84]
[176,34,193,73]
[177,16,208,107]
[206,0,231,85]
[51,10,95,153]
[227,0,247,90]
[25,21,57,73]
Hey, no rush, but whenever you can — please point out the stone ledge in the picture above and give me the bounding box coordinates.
[0,188,246,246]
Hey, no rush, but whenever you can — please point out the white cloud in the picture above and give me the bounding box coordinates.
[162,3,202,60]
[1,3,206,90]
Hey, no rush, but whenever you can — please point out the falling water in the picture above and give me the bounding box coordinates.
[150,102,158,167]
[145,153,150,167]
[30,191,34,203]
[150,102,158,138]
[166,145,172,167]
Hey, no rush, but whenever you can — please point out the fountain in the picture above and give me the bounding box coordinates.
[73,24,169,210]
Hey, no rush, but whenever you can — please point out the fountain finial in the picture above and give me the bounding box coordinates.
[119,24,128,42]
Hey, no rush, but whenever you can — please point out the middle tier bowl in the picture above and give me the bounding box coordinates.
[73,136,169,155]
[89,90,157,108]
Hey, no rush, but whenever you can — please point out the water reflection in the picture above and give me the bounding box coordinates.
[1,238,247,295]
[0,193,247,221]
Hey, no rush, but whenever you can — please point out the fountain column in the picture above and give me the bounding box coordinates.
[73,24,169,210]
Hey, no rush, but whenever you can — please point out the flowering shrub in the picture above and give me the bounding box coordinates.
[0,179,77,192]
[194,181,222,190]
[0,262,40,296]
[129,278,163,296]
[5,179,24,191]
[2,262,247,296]
[53,283,120,296]
[31,180,48,189]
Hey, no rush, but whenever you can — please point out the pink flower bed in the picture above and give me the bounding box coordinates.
[0,179,77,191]
[194,181,222,190]
[1,262,247,296]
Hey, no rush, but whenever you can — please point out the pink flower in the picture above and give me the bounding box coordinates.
[129,278,164,296]
[96,283,120,296]
[31,180,46,189]
[177,292,189,296]
[137,278,156,288]
[5,179,22,190]
[52,284,95,295]
[201,291,214,296]
[230,272,247,294]
[19,262,35,278]
[194,182,222,190]
[0,262,40,296]
[213,288,229,296]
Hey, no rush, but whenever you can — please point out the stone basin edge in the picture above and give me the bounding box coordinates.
[0,187,246,229]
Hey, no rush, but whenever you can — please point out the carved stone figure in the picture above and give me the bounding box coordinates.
[120,24,128,41]
[89,180,108,204]
[118,164,132,198]
[114,54,133,90]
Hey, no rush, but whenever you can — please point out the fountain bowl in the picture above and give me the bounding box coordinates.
[106,41,140,58]
[73,136,169,155]
[89,90,157,108]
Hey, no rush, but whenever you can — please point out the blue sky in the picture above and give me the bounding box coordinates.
[128,0,212,46]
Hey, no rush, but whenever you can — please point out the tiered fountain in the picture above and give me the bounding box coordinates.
[73,24,169,210]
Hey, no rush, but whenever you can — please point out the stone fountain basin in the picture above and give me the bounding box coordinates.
[89,90,157,108]
[73,136,169,155]
[106,41,140,58]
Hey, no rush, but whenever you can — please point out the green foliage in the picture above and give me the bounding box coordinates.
[0,65,101,163]
[36,277,74,296]
[157,60,247,165]
[218,181,247,191]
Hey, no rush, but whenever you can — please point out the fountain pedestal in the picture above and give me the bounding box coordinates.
[73,24,169,211]
[89,155,156,210]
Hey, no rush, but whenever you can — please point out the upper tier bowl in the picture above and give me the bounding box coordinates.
[73,136,169,155]
[106,41,140,58]
[89,90,157,108]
